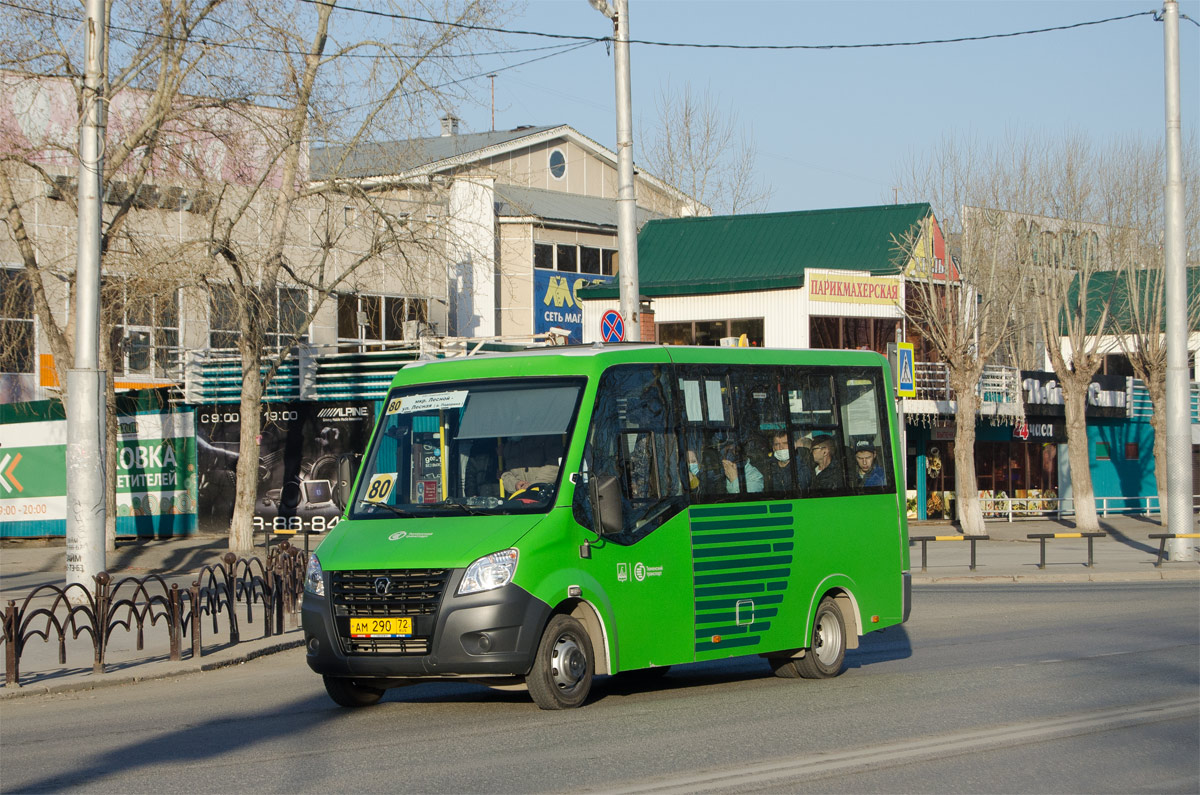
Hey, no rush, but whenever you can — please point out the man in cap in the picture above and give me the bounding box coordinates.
[853,439,886,487]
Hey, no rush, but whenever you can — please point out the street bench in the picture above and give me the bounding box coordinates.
[1027,532,1107,569]
[909,535,989,572]
[1148,533,1200,566]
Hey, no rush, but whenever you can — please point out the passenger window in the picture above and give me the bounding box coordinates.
[573,365,685,544]
[785,370,846,494]
[837,370,893,493]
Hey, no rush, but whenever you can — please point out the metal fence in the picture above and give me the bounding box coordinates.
[977,493,1199,522]
[2,542,308,687]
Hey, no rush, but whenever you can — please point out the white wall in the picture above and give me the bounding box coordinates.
[448,178,496,337]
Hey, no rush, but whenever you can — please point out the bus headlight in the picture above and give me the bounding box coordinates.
[304,554,325,597]
[458,549,519,595]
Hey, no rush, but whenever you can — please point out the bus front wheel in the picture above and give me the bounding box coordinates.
[527,614,594,709]
[772,597,846,680]
[323,676,385,707]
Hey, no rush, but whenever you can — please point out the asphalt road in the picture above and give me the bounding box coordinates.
[1,582,1196,794]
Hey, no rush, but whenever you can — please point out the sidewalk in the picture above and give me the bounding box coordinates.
[1,517,1196,698]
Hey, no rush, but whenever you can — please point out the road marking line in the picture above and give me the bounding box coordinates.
[599,697,1199,794]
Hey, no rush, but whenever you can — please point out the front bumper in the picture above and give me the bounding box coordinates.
[302,568,551,680]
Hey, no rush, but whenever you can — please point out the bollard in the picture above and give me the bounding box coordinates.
[168,584,182,662]
[190,581,202,659]
[222,552,240,645]
[93,571,111,674]
[4,601,19,687]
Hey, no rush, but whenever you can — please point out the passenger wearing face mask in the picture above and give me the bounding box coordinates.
[763,431,811,493]
[685,447,723,495]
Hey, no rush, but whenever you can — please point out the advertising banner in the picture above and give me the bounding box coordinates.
[195,401,375,536]
[1020,371,1128,419]
[0,410,197,538]
[533,268,614,344]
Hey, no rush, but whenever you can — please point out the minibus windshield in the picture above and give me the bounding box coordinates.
[350,378,584,518]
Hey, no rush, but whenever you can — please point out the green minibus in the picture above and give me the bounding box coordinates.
[302,344,911,709]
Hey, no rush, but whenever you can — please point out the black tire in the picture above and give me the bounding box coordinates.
[526,614,594,710]
[792,597,847,679]
[323,675,385,707]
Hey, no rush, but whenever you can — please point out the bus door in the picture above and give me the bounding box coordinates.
[572,364,694,671]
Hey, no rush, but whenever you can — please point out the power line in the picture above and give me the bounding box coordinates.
[300,0,1160,52]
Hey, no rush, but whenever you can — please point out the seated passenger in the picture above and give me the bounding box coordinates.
[500,435,561,495]
[687,448,724,495]
[762,431,797,493]
[810,435,844,491]
[720,442,764,494]
[853,440,887,487]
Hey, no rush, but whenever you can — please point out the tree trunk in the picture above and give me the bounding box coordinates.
[1063,384,1100,532]
[229,346,263,554]
[951,373,988,536]
[1145,377,1169,527]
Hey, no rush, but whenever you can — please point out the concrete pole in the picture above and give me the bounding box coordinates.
[1161,0,1195,558]
[589,0,641,341]
[613,0,640,340]
[66,0,107,590]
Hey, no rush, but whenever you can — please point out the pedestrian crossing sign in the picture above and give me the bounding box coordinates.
[896,342,916,397]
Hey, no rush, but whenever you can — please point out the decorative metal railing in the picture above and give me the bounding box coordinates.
[1,542,308,687]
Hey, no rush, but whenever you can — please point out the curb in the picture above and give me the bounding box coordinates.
[912,569,1200,585]
[0,637,305,700]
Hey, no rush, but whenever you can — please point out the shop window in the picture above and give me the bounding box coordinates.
[602,249,617,276]
[556,244,577,273]
[209,284,309,350]
[337,293,428,352]
[103,276,180,375]
[579,246,601,275]
[534,242,554,270]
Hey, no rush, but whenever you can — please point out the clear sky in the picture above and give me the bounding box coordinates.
[441,0,1200,213]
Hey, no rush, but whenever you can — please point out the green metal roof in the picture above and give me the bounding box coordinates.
[1070,267,1200,335]
[580,203,930,299]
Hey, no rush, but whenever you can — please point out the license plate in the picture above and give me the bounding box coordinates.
[350,617,413,638]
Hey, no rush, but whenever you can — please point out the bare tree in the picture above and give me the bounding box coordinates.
[1104,135,1200,526]
[639,81,772,216]
[194,0,504,552]
[1,0,249,550]
[894,136,1024,536]
[1018,133,1133,534]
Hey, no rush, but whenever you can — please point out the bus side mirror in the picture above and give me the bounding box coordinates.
[335,454,360,510]
[589,475,623,536]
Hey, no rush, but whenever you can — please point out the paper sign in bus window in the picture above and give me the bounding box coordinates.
[395,391,468,414]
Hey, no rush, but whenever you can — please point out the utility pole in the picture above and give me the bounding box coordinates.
[66,0,108,592]
[488,74,497,131]
[589,0,640,340]
[1161,0,1195,558]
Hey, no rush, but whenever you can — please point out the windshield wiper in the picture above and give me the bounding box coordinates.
[433,499,487,515]
[357,500,415,517]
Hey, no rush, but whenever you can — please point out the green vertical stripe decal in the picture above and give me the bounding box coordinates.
[690,502,794,654]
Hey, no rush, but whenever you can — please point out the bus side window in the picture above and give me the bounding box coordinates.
[837,369,894,493]
[573,364,685,543]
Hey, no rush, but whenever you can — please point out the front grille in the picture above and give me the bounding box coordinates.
[330,569,450,617]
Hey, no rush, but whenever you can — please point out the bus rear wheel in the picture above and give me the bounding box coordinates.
[527,614,594,709]
[323,676,385,707]
[771,597,846,679]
